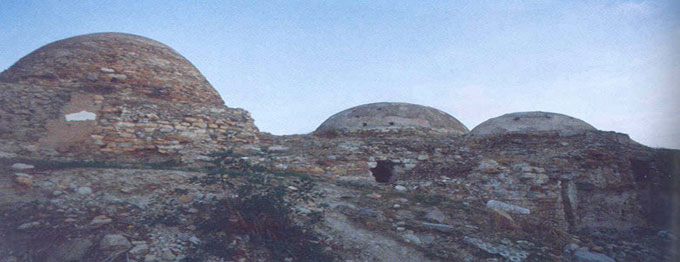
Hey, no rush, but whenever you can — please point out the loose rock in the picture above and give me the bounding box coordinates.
[422,222,455,233]
[486,200,530,215]
[129,244,150,257]
[11,163,34,170]
[76,186,93,195]
[17,221,40,230]
[99,234,131,251]
[424,207,447,223]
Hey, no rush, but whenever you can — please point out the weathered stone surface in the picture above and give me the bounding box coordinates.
[478,159,501,173]
[0,33,222,105]
[129,243,150,257]
[255,127,676,236]
[0,33,259,164]
[45,238,93,262]
[571,249,616,262]
[486,200,531,215]
[402,233,422,245]
[11,163,34,170]
[463,236,529,262]
[0,143,675,262]
[314,102,469,136]
[16,221,40,230]
[0,31,676,262]
[99,234,131,251]
[268,145,290,152]
[471,111,596,137]
[424,207,447,223]
[89,215,112,227]
[489,208,520,230]
[422,222,455,233]
[76,186,93,195]
[13,173,33,187]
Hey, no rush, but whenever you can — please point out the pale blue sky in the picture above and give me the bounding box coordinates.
[1,1,678,148]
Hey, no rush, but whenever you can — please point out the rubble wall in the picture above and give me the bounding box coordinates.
[251,130,676,232]
[0,82,258,163]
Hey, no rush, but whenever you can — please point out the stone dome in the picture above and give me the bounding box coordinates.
[314,102,469,135]
[0,33,258,163]
[0,32,223,105]
[470,111,596,136]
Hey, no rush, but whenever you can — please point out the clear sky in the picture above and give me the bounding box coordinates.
[1,1,678,149]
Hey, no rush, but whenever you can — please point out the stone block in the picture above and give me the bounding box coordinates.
[486,200,530,215]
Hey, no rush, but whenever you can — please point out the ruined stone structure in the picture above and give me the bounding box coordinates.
[0,33,258,163]
[314,102,469,136]
[260,128,675,233]
[470,111,596,137]
[1,32,678,262]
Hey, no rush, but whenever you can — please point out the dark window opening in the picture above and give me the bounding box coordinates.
[377,108,382,111]
[389,122,395,126]
[362,123,367,127]
[370,160,395,183]
[149,88,164,98]
[513,117,520,121]
[630,158,651,182]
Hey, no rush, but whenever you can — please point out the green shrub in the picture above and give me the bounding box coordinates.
[186,150,335,261]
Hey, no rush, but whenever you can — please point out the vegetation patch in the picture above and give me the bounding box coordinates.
[183,150,335,261]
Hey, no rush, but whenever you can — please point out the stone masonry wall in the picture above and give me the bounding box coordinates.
[247,129,672,233]
[0,33,259,163]
[0,82,258,163]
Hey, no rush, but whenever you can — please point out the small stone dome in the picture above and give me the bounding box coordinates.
[0,32,223,105]
[470,111,596,136]
[314,102,469,135]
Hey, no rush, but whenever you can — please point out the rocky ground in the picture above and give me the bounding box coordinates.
[0,154,676,262]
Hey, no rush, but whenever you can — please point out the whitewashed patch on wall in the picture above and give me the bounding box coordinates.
[65,111,96,121]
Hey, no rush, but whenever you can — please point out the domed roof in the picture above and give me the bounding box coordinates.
[0,32,223,105]
[470,111,596,136]
[314,102,469,135]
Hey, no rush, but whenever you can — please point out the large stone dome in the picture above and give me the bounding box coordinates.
[470,111,596,136]
[314,102,469,135]
[0,33,257,163]
[0,32,223,105]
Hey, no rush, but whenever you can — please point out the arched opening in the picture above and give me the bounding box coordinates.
[370,160,395,183]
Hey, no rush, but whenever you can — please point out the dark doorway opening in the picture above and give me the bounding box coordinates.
[370,160,395,183]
